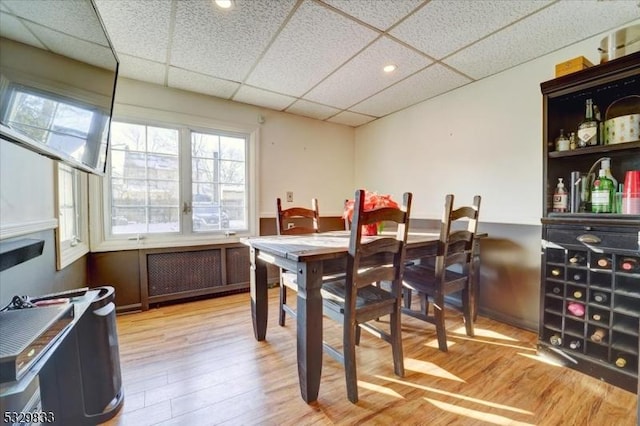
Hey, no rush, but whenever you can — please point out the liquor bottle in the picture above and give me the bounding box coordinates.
[590,328,607,343]
[572,272,583,282]
[549,334,562,346]
[600,158,618,191]
[555,129,570,152]
[550,268,562,277]
[551,286,562,295]
[552,178,568,212]
[614,354,627,368]
[577,98,599,146]
[569,132,577,150]
[620,257,639,272]
[569,253,585,264]
[596,256,612,269]
[567,302,585,317]
[569,340,582,350]
[592,292,608,303]
[591,169,614,213]
[591,312,608,322]
[572,289,583,299]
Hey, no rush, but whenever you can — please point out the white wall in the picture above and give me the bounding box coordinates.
[113,79,355,218]
[354,27,627,225]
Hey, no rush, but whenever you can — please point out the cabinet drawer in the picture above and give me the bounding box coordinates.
[546,228,640,254]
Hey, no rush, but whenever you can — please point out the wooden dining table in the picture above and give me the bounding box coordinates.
[242,230,481,403]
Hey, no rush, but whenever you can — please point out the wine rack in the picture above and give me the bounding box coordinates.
[539,52,640,393]
[540,224,639,392]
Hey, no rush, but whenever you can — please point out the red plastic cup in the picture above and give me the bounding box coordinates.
[622,170,640,214]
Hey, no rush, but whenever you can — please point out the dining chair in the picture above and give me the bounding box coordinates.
[321,189,412,403]
[402,194,481,352]
[276,197,320,326]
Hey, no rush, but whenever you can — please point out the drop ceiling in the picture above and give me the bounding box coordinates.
[5,0,640,127]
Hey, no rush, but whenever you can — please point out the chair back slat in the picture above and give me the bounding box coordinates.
[346,190,412,302]
[276,198,319,235]
[435,194,481,280]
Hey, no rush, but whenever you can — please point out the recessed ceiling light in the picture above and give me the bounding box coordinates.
[383,64,397,73]
[214,0,234,9]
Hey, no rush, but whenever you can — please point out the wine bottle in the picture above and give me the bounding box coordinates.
[549,334,562,346]
[592,292,608,303]
[551,286,562,295]
[620,257,639,272]
[615,355,627,368]
[567,302,585,317]
[550,268,562,277]
[569,340,582,350]
[569,253,585,264]
[552,178,568,212]
[572,289,583,299]
[591,312,608,322]
[596,256,612,269]
[591,169,614,213]
[590,328,607,343]
[577,98,599,146]
[572,272,583,282]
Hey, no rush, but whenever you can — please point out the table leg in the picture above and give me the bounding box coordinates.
[250,247,268,341]
[296,260,324,403]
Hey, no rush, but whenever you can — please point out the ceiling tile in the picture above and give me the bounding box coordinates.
[390,0,551,59]
[171,0,296,83]
[233,86,296,111]
[168,68,239,99]
[328,111,377,127]
[24,23,116,70]
[246,0,379,96]
[322,0,424,31]
[351,63,471,117]
[3,0,108,45]
[95,0,171,63]
[118,54,166,86]
[444,2,640,80]
[305,36,432,109]
[0,12,46,49]
[286,99,341,121]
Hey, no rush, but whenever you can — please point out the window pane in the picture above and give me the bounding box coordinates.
[191,131,247,232]
[110,122,179,235]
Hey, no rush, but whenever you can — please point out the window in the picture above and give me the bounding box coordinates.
[95,116,256,249]
[55,162,89,269]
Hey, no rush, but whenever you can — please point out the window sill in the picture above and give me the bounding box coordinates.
[89,232,250,253]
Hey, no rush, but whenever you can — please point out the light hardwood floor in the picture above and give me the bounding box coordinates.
[103,288,637,426]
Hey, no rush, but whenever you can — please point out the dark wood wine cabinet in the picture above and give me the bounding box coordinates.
[538,52,640,393]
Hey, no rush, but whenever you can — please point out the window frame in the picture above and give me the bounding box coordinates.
[54,161,89,269]
[88,105,259,252]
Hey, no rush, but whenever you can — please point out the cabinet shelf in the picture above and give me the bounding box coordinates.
[548,140,640,158]
[539,53,640,394]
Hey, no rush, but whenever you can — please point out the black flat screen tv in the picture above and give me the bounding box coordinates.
[0,0,118,175]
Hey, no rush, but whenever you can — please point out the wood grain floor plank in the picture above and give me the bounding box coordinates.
[102,288,637,425]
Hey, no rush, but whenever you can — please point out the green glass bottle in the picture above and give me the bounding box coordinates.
[591,169,614,213]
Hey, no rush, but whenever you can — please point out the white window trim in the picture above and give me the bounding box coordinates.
[54,162,89,269]
[88,104,260,252]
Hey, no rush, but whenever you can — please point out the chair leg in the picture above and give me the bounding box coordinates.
[403,288,412,309]
[433,294,448,352]
[390,307,405,377]
[344,321,359,403]
[462,286,474,337]
[278,282,286,327]
[419,292,428,316]
[355,324,361,345]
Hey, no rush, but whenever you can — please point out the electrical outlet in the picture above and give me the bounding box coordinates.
[287,223,295,229]
[286,191,293,202]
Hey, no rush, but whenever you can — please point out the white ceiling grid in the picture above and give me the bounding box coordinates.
[3,0,637,127]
